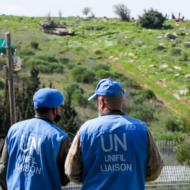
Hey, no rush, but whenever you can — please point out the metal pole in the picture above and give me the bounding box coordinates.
[5,32,16,126]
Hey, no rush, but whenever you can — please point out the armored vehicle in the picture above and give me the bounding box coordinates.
[39,21,75,36]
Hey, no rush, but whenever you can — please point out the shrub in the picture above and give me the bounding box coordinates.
[129,105,154,122]
[66,63,76,70]
[184,43,190,49]
[155,46,166,51]
[71,89,88,106]
[17,49,35,56]
[59,57,69,64]
[92,63,109,72]
[155,132,175,141]
[180,51,188,61]
[64,83,84,96]
[95,50,102,55]
[70,65,95,83]
[123,77,141,89]
[113,4,130,21]
[27,58,49,67]
[171,48,181,55]
[48,63,64,73]
[130,89,155,99]
[176,39,182,44]
[133,95,144,104]
[165,118,180,132]
[139,9,166,29]
[96,70,127,81]
[33,54,58,62]
[30,41,39,49]
[36,64,51,73]
[177,32,186,36]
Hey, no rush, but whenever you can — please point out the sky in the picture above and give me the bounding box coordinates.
[0,0,189,19]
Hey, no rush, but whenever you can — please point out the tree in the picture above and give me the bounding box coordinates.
[82,7,91,17]
[113,4,130,21]
[57,92,78,134]
[15,67,40,122]
[47,12,51,22]
[175,113,190,165]
[172,13,176,19]
[139,9,166,29]
[0,80,10,138]
[58,10,62,20]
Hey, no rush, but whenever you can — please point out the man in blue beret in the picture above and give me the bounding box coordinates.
[0,88,70,190]
[65,79,164,190]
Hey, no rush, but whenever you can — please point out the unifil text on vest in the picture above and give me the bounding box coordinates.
[100,133,132,173]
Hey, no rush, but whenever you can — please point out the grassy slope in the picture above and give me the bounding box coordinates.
[0,15,189,140]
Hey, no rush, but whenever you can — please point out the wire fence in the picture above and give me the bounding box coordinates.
[1,138,190,189]
[62,141,190,190]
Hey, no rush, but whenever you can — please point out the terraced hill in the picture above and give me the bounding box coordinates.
[0,15,190,140]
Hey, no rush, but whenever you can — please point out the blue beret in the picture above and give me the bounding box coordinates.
[33,88,64,108]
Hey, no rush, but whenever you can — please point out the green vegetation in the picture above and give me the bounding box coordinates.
[139,9,166,29]
[0,15,190,139]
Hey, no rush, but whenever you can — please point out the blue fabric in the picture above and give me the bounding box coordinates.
[79,115,147,190]
[33,88,64,108]
[88,79,124,101]
[7,118,67,190]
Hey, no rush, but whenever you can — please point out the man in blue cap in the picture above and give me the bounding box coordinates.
[0,88,70,190]
[65,79,164,190]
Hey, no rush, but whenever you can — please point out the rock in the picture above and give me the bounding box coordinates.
[175,73,180,76]
[179,27,186,31]
[159,43,164,46]
[173,93,180,100]
[179,89,188,95]
[164,33,178,40]
[157,36,162,39]
[149,65,154,67]
[128,53,134,57]
[159,64,168,69]
[185,74,190,78]
[135,21,138,26]
[87,26,94,30]
[159,79,165,82]
[173,66,181,70]
[109,56,113,59]
[175,23,179,26]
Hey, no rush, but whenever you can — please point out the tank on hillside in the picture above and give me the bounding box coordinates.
[39,20,75,36]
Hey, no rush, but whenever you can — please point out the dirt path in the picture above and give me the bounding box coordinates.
[103,54,185,117]
[85,44,189,117]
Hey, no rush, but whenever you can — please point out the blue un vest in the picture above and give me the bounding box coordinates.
[7,118,67,190]
[79,115,147,190]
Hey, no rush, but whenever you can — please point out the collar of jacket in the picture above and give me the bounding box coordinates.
[35,115,56,125]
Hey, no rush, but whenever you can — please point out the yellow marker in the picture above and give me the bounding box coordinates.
[150,100,152,104]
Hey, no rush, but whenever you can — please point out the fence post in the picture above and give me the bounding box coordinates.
[5,32,16,126]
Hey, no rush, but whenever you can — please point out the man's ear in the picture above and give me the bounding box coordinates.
[52,107,57,115]
[100,97,105,109]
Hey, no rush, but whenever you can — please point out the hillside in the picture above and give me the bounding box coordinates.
[0,15,189,140]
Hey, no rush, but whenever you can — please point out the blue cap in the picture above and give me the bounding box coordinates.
[88,79,124,101]
[33,88,64,108]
